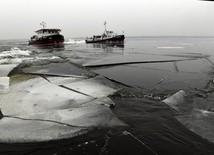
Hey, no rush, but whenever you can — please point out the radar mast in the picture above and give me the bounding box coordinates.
[40,21,46,29]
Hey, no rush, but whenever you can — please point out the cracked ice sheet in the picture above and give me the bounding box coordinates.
[175,59,213,74]
[0,76,94,116]
[94,63,173,89]
[46,76,83,85]
[0,99,125,143]
[94,58,211,92]
[156,59,211,91]
[63,76,118,98]
[83,54,195,67]
[23,62,96,78]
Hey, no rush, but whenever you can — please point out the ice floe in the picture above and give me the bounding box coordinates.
[162,90,187,110]
[23,62,95,78]
[0,70,123,142]
[83,54,195,67]
[63,76,118,98]
[0,76,94,115]
[46,76,82,85]
[85,97,116,107]
[0,102,125,143]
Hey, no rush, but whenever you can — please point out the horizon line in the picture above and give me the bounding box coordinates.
[2,35,214,40]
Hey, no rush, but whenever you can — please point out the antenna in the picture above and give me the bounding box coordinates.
[40,21,46,29]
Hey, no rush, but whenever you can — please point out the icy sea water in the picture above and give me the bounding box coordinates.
[0,37,214,154]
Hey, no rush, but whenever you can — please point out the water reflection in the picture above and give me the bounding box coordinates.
[90,43,124,53]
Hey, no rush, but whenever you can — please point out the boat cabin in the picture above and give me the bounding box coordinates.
[102,30,116,38]
[35,29,61,38]
[36,29,61,34]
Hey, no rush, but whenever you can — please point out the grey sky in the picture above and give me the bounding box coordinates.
[0,0,214,39]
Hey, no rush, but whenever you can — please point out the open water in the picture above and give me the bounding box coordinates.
[0,37,214,154]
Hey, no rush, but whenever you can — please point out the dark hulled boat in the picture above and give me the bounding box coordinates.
[28,22,64,46]
[85,22,125,43]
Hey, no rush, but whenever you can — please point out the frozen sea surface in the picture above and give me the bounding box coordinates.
[0,37,214,154]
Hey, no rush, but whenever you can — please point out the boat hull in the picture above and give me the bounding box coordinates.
[28,34,64,46]
[85,35,125,43]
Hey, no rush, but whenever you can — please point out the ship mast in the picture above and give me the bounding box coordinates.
[40,21,46,29]
[104,21,107,32]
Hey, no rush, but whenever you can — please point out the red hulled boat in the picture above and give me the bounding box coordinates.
[28,22,64,46]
